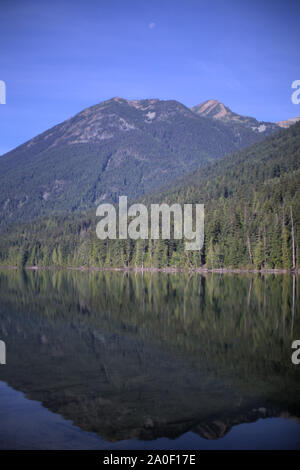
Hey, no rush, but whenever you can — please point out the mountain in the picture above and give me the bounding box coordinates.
[0,121,299,270]
[0,97,280,226]
[276,116,300,128]
[191,99,279,134]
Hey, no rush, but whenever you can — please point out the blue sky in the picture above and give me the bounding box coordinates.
[0,0,300,155]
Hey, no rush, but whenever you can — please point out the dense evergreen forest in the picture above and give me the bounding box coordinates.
[0,122,299,270]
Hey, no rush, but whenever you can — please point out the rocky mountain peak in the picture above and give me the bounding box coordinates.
[276,116,300,128]
[191,99,279,134]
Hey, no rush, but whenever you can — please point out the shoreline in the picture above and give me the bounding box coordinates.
[0,265,299,275]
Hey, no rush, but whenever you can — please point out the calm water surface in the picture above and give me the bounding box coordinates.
[0,270,299,449]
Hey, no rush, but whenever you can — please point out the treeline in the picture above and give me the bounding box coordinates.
[0,123,299,270]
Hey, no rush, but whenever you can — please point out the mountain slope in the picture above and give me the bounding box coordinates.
[0,97,280,225]
[0,122,299,270]
[145,121,300,269]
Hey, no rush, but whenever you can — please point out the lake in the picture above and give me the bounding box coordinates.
[0,269,299,449]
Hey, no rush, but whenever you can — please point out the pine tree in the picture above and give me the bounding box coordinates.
[254,240,265,269]
[282,225,291,269]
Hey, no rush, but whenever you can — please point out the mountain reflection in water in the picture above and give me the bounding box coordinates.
[0,270,299,449]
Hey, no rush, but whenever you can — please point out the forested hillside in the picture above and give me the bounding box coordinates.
[0,122,299,270]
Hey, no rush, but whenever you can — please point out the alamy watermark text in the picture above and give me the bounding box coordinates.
[96,196,204,250]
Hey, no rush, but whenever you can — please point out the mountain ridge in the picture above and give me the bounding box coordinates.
[276,116,300,128]
[0,96,284,226]
[191,98,280,133]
